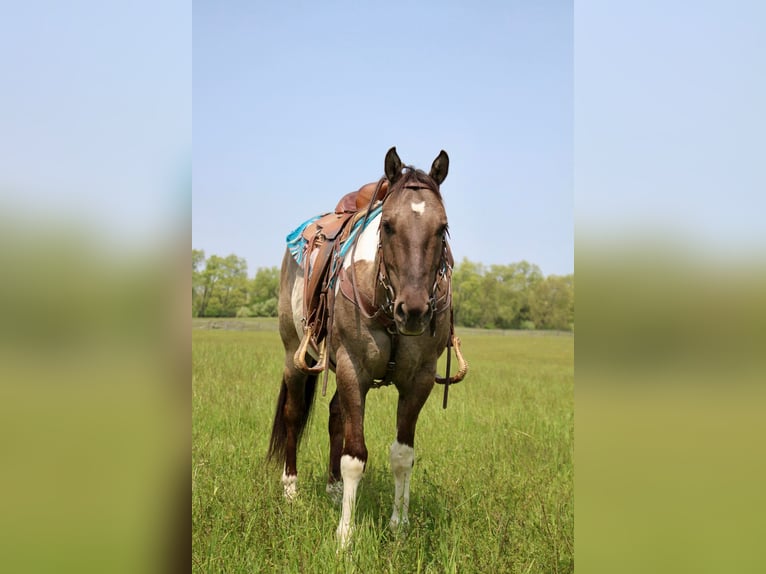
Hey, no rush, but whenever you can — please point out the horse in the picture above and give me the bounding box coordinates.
[267,147,467,547]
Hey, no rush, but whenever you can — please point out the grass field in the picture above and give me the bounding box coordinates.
[192,318,573,573]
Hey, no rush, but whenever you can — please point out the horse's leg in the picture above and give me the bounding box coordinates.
[268,360,318,501]
[334,356,369,548]
[389,376,434,530]
[326,390,344,504]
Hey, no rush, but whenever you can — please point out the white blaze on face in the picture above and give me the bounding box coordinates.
[411,201,426,215]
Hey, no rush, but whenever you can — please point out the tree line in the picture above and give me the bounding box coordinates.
[192,249,574,331]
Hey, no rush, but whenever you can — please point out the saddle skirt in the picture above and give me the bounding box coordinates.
[285,180,387,360]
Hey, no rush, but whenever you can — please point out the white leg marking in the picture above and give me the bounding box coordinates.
[282,467,298,501]
[389,441,415,529]
[411,201,426,215]
[336,455,365,547]
[326,480,344,506]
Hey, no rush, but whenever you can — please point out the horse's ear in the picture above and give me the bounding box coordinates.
[384,147,402,184]
[429,150,449,185]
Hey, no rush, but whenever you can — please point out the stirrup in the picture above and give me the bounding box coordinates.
[435,335,468,385]
[294,325,327,374]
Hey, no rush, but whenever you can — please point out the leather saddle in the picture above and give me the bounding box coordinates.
[294,179,388,374]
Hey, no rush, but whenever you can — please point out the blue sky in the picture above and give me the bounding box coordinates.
[2,1,759,272]
[193,1,574,276]
[575,1,765,259]
[0,1,191,247]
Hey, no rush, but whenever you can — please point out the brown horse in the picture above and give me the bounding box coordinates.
[268,147,466,547]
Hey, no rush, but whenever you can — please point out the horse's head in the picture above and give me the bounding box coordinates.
[379,147,450,336]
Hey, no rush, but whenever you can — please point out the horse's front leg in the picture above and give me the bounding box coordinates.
[326,390,344,504]
[334,354,369,548]
[390,372,434,530]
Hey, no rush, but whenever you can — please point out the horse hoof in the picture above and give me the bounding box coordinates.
[326,481,343,506]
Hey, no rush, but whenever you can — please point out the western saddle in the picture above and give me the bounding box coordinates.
[293,179,389,378]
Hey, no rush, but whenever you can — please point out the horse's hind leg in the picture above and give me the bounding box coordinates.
[268,362,318,501]
[326,390,344,504]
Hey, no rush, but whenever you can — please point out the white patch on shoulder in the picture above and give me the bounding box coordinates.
[342,213,381,269]
[411,201,426,215]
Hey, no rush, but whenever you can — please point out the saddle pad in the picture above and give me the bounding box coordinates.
[286,214,323,266]
[285,204,383,269]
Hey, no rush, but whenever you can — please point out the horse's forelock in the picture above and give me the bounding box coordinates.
[387,167,443,202]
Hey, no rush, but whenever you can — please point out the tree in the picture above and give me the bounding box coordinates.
[250,266,279,317]
[191,249,574,330]
[192,249,205,316]
[452,259,544,328]
[529,274,574,330]
[452,258,486,327]
[194,253,249,317]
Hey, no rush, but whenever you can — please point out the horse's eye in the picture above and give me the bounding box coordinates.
[437,224,448,238]
[382,220,394,235]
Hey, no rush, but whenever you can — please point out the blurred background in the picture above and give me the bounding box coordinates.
[0,1,190,572]
[1,1,764,573]
[576,1,766,572]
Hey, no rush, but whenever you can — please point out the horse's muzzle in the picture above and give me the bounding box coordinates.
[393,299,433,336]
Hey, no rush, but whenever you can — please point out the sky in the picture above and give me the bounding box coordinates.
[193,1,574,276]
[0,1,191,249]
[575,1,765,260]
[1,1,760,273]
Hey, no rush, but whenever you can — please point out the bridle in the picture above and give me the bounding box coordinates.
[374,217,453,336]
[338,174,467,407]
[345,177,451,331]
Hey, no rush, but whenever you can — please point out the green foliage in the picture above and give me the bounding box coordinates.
[194,253,249,317]
[529,274,575,331]
[452,258,571,330]
[250,267,280,317]
[252,297,278,318]
[235,306,253,318]
[192,325,573,572]
[192,250,574,329]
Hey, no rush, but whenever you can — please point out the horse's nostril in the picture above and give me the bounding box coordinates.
[396,301,429,322]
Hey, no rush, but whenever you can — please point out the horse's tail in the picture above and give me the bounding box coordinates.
[266,371,318,464]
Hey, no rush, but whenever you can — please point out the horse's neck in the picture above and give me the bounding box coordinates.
[344,212,380,267]
[342,211,384,301]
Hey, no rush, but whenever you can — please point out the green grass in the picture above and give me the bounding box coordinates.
[193,319,573,573]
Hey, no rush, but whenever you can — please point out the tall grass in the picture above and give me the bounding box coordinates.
[193,320,573,573]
